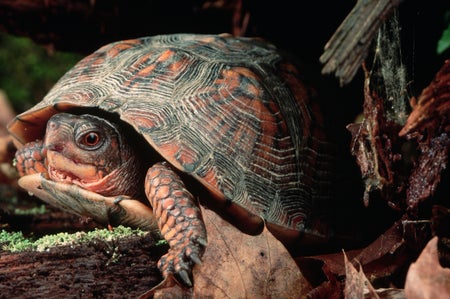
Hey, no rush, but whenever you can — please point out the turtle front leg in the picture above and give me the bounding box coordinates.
[15,140,47,176]
[145,162,207,287]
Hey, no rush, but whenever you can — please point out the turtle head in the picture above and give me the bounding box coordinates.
[16,112,146,199]
[44,113,145,198]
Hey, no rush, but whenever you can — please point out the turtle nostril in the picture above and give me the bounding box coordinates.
[47,143,64,152]
[47,121,58,130]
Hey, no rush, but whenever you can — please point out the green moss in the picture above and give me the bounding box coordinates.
[13,204,48,215]
[0,226,149,252]
[0,230,34,252]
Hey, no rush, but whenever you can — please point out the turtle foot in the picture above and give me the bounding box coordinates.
[145,162,208,287]
[158,234,207,286]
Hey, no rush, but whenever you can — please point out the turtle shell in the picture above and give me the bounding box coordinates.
[8,33,332,238]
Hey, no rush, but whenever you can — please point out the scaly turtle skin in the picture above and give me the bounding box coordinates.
[8,33,333,286]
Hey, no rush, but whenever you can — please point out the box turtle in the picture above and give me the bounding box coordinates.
[8,33,333,286]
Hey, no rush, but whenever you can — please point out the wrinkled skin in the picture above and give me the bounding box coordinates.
[46,113,139,196]
[15,113,207,286]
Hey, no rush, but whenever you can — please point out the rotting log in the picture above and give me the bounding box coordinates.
[0,211,165,298]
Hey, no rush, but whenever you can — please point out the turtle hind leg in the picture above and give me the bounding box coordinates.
[145,161,207,287]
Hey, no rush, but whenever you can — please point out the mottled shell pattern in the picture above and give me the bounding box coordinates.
[9,33,333,236]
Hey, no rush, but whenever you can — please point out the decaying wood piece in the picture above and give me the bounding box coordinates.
[405,134,449,214]
[0,226,164,298]
[347,64,407,210]
[346,59,449,222]
[320,0,402,86]
[399,60,450,137]
[314,59,450,297]
[0,203,311,298]
[399,60,450,215]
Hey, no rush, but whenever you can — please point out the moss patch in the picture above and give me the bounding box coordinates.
[13,204,47,215]
[0,225,156,252]
[0,230,34,251]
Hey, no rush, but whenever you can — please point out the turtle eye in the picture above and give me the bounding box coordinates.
[84,132,100,146]
[77,131,103,150]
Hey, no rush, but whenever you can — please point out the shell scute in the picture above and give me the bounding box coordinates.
[103,38,144,58]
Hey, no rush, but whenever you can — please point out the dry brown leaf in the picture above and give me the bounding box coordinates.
[302,220,406,281]
[344,250,379,299]
[344,251,406,299]
[299,219,414,298]
[193,207,311,297]
[405,237,450,299]
[145,206,311,298]
[306,263,343,299]
[140,207,311,299]
[143,275,192,299]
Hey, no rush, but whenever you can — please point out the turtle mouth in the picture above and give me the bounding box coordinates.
[46,150,104,186]
[48,166,83,184]
[45,150,125,197]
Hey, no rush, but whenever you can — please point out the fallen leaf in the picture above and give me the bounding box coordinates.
[298,218,420,298]
[344,251,379,299]
[300,219,407,284]
[399,60,450,215]
[344,251,406,299]
[145,206,311,298]
[142,275,192,299]
[431,205,450,268]
[306,263,343,299]
[404,236,450,299]
[193,207,311,297]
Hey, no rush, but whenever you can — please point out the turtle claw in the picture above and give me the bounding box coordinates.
[157,238,206,287]
[113,196,125,204]
[190,253,202,266]
[177,270,192,287]
[197,237,208,247]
